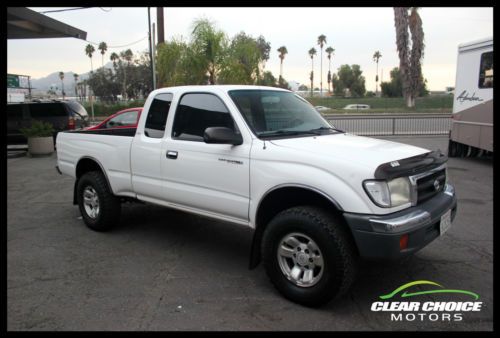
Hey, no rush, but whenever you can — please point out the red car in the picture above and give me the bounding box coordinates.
[86,107,143,130]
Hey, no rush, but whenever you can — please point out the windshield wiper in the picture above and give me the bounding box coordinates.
[308,126,345,133]
[258,129,321,138]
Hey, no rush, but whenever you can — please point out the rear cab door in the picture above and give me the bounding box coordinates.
[131,93,173,200]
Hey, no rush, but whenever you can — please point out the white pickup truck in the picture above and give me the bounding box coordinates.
[56,85,457,306]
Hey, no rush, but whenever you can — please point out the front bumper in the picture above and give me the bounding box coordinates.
[343,184,457,260]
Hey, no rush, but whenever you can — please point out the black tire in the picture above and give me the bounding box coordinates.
[77,171,121,231]
[448,139,457,157]
[261,206,358,307]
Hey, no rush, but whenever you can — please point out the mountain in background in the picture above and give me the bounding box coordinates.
[30,62,114,94]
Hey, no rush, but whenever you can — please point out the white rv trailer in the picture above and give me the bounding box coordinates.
[448,37,493,157]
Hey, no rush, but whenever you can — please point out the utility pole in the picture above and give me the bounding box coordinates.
[152,22,157,90]
[157,7,164,45]
[147,7,155,91]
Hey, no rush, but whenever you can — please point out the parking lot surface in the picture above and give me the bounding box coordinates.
[7,136,493,331]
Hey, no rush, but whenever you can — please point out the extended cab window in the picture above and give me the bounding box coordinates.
[172,93,237,142]
[479,51,493,88]
[144,93,173,138]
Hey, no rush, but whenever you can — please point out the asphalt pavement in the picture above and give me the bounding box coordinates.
[7,135,493,331]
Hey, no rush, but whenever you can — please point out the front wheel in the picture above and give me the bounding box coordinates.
[261,206,358,307]
[77,171,121,231]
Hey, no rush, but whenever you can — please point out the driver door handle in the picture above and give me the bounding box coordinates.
[166,150,178,159]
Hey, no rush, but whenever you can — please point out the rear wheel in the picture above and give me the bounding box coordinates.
[262,206,358,307]
[77,171,120,231]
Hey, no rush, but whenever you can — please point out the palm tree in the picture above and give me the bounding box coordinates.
[98,42,108,68]
[59,71,65,99]
[394,7,425,108]
[85,44,95,72]
[84,44,95,120]
[277,46,288,86]
[308,47,317,97]
[325,46,335,94]
[191,18,227,85]
[373,51,382,96]
[110,52,119,70]
[120,49,134,100]
[317,34,327,96]
[73,73,79,98]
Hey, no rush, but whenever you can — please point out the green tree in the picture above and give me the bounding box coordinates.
[394,7,425,107]
[87,68,121,102]
[98,42,108,68]
[373,50,382,95]
[325,46,335,94]
[256,35,271,79]
[219,32,264,84]
[118,49,134,99]
[110,52,119,69]
[380,67,428,97]
[277,46,288,85]
[191,18,227,84]
[317,34,327,95]
[256,71,278,87]
[333,64,366,97]
[308,47,317,97]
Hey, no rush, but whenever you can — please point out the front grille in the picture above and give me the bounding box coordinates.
[416,169,446,204]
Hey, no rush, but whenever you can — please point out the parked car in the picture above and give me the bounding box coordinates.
[56,85,457,307]
[86,108,143,131]
[314,106,331,112]
[7,100,88,145]
[343,104,370,110]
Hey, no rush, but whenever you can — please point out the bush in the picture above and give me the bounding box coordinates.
[20,120,55,138]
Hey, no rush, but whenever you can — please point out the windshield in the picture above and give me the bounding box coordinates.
[228,90,338,138]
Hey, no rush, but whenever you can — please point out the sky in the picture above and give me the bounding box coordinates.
[7,7,493,91]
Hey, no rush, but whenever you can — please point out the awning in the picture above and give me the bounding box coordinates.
[7,7,87,40]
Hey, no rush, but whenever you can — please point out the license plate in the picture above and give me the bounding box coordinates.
[440,209,452,236]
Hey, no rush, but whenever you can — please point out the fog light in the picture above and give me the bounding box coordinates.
[400,234,409,250]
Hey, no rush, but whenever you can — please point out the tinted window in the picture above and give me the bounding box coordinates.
[7,104,24,120]
[172,93,236,142]
[479,51,493,88]
[145,93,173,138]
[29,103,67,118]
[65,100,88,118]
[106,110,139,128]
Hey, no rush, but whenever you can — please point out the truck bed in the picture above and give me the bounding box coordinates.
[56,128,137,196]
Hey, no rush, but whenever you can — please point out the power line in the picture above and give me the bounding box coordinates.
[39,7,91,14]
[84,36,148,49]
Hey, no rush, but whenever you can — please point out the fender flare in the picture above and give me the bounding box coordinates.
[248,184,344,269]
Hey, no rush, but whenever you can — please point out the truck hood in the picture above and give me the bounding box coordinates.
[269,133,430,169]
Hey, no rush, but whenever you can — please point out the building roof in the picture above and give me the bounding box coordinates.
[7,7,87,40]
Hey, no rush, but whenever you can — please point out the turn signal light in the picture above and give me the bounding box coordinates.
[400,234,409,251]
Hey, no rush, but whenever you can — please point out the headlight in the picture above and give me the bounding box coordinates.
[363,177,411,208]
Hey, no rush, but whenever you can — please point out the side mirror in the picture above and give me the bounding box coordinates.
[203,127,243,145]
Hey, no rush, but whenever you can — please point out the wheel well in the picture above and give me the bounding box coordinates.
[73,158,110,204]
[76,158,103,179]
[249,186,356,269]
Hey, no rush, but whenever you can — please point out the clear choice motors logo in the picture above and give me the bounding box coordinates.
[371,280,482,322]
